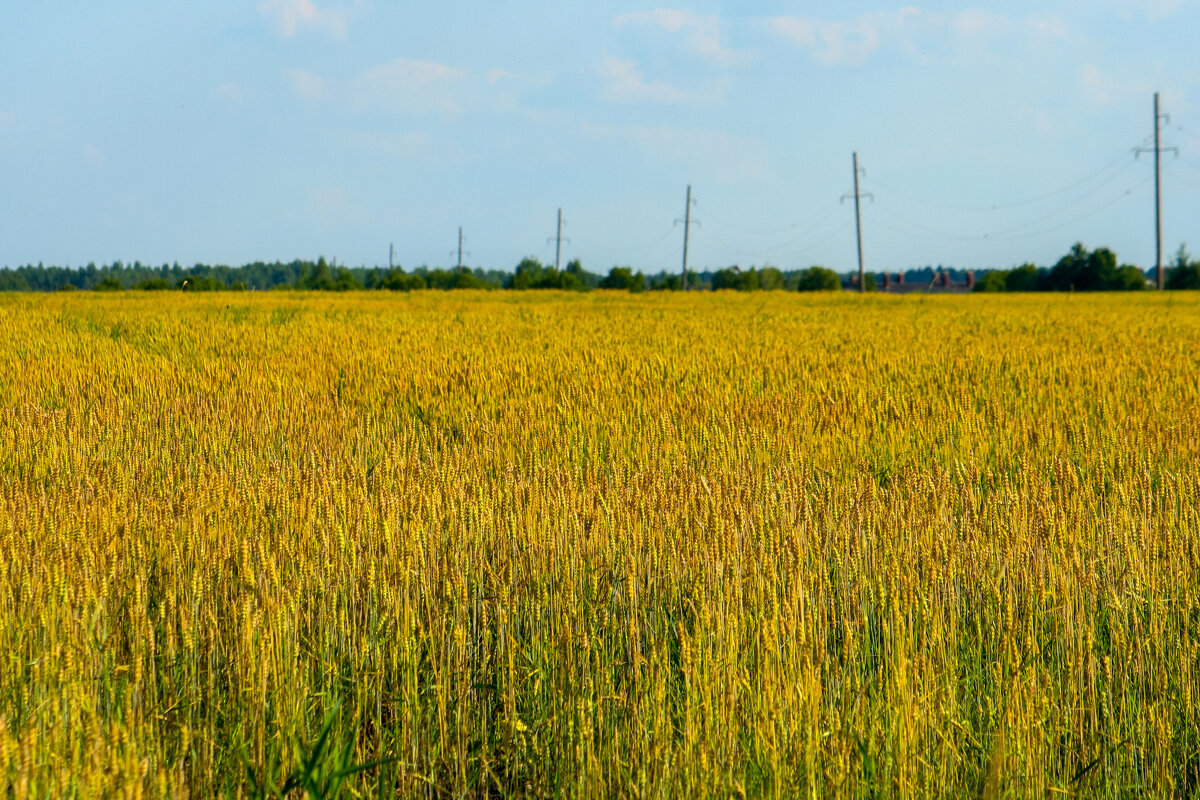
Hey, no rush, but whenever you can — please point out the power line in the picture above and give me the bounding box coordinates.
[790,220,855,258]
[701,199,842,237]
[693,205,844,259]
[866,145,1144,213]
[865,176,1152,243]
[570,226,678,261]
[866,155,1141,243]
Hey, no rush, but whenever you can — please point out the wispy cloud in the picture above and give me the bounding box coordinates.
[1079,64,1162,108]
[344,130,430,159]
[306,184,372,228]
[767,8,1068,66]
[214,82,245,102]
[351,59,468,115]
[82,144,105,170]
[614,9,748,65]
[285,68,332,100]
[1108,0,1187,21]
[597,58,726,105]
[259,0,350,40]
[282,59,471,116]
[581,122,768,182]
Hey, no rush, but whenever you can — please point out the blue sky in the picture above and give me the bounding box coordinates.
[4,1,1200,274]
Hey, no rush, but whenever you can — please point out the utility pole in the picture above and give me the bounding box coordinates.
[389,242,394,271]
[451,228,470,269]
[1137,92,1177,290]
[841,153,872,292]
[547,208,571,271]
[556,209,563,271]
[1155,93,1165,291]
[677,185,696,290]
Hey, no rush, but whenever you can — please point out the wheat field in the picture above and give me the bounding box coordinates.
[0,291,1197,798]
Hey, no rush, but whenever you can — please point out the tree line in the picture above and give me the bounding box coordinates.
[0,257,843,294]
[1,242,1198,293]
[974,243,1200,292]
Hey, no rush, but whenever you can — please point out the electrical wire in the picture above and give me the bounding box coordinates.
[866,177,1152,243]
[865,144,1146,213]
[790,220,855,256]
[984,178,1151,241]
[867,155,1143,242]
[695,206,846,259]
[1172,122,1200,148]
[1167,170,1200,190]
[571,227,678,260]
[697,218,853,264]
[702,200,842,237]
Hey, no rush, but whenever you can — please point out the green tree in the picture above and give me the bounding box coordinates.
[601,266,645,292]
[1046,243,1120,291]
[135,278,171,290]
[333,267,362,291]
[759,266,785,290]
[1006,263,1043,292]
[1167,243,1200,290]
[510,257,549,290]
[791,266,841,292]
[712,266,759,291]
[302,257,335,290]
[1116,265,1147,290]
[974,270,1010,292]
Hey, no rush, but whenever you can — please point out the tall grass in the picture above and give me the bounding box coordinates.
[0,291,1197,797]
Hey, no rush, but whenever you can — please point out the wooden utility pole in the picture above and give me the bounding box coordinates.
[1155,93,1164,290]
[842,153,872,291]
[1138,92,1177,289]
[548,209,570,270]
[681,185,693,290]
[853,153,865,292]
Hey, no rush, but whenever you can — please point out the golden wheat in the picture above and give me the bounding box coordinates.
[0,290,1197,797]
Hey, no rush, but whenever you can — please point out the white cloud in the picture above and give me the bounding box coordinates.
[259,0,349,40]
[1079,64,1175,109]
[581,122,768,182]
[306,184,370,228]
[285,68,332,100]
[1109,0,1186,21]
[1015,105,1059,139]
[614,9,747,65]
[82,144,105,170]
[767,8,1066,66]
[1025,14,1071,38]
[214,82,245,102]
[597,58,726,105]
[345,130,430,159]
[767,15,885,66]
[351,59,468,115]
[281,59,528,118]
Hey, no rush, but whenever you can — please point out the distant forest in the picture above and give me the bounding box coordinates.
[2,243,1199,292]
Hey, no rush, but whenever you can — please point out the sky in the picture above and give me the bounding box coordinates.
[4,1,1200,275]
